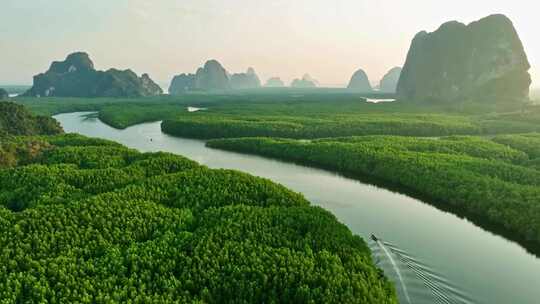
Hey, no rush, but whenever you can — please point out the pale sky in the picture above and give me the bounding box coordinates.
[1,0,538,88]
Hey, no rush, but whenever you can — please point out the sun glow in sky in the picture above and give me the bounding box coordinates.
[1,0,538,88]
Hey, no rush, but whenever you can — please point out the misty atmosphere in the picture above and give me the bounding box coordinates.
[1,1,540,303]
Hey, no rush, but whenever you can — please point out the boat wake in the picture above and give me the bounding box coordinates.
[370,235,477,304]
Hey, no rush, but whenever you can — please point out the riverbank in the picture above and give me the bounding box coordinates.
[54,112,540,304]
[1,132,398,303]
[207,136,540,250]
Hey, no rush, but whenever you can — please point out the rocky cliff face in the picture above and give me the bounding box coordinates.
[169,74,196,95]
[265,77,285,87]
[379,67,402,93]
[94,69,162,97]
[140,74,163,95]
[194,60,231,91]
[291,74,318,88]
[347,69,373,92]
[397,14,531,103]
[230,67,261,89]
[24,52,162,98]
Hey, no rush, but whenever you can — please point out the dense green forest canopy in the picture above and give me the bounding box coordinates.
[0,134,397,303]
[207,134,540,248]
[15,91,538,134]
[0,102,63,167]
[14,90,393,117]
[161,101,540,139]
[19,92,528,139]
[0,102,62,137]
[11,94,540,254]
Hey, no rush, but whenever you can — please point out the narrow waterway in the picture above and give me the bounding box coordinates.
[55,112,540,304]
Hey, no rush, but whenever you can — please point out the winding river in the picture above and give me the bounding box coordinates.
[55,112,540,304]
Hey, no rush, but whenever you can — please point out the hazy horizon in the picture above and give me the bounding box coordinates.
[1,0,538,88]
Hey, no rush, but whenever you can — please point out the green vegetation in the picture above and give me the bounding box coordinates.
[493,133,540,166]
[162,113,485,139]
[15,92,539,136]
[14,90,391,117]
[208,135,540,245]
[14,96,167,117]
[0,134,396,303]
[0,102,63,167]
[0,136,53,168]
[161,101,540,139]
[98,104,189,129]
[13,93,540,252]
[0,102,62,136]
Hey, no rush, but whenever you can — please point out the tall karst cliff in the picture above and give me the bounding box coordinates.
[379,67,402,93]
[24,52,162,98]
[347,69,373,92]
[397,14,531,103]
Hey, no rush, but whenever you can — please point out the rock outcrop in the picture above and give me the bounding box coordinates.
[230,67,261,89]
[193,60,231,91]
[291,74,318,88]
[95,69,163,97]
[169,74,196,95]
[347,69,373,92]
[379,67,402,93]
[397,14,531,103]
[168,60,233,94]
[140,74,162,95]
[24,52,162,98]
[0,89,8,100]
[265,77,285,87]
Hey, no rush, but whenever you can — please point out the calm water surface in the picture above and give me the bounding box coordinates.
[55,112,540,304]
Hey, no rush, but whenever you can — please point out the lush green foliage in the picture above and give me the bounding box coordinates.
[162,113,487,139]
[0,102,63,167]
[160,97,540,139]
[164,109,540,139]
[15,91,391,117]
[0,102,62,136]
[208,135,540,244]
[17,92,539,134]
[98,104,188,129]
[493,133,540,159]
[493,133,540,170]
[0,134,397,303]
[0,137,53,168]
[13,93,540,252]
[14,97,167,117]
